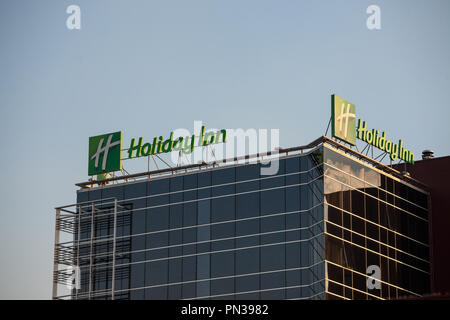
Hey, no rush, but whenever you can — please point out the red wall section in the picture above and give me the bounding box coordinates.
[394,156,450,294]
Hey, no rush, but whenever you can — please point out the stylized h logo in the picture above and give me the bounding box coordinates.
[331,95,356,146]
[91,134,121,171]
[336,103,355,139]
[88,131,123,175]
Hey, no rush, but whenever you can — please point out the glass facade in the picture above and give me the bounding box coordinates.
[323,146,430,299]
[73,148,325,300]
[62,142,430,300]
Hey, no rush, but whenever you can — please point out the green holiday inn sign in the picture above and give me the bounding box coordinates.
[87,96,413,176]
[331,94,415,164]
[88,131,123,176]
[88,127,227,176]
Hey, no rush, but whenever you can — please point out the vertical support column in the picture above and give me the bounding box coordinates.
[88,203,95,300]
[52,209,61,299]
[324,260,329,296]
[76,205,82,300]
[111,199,118,300]
[148,155,151,179]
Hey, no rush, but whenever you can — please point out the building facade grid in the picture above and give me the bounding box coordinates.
[53,141,430,300]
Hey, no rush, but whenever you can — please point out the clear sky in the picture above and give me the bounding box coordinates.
[0,0,449,299]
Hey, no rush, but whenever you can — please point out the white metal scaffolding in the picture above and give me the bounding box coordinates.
[52,198,130,300]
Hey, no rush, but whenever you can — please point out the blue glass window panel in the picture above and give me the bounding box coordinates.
[169,204,182,229]
[130,264,145,289]
[286,269,301,287]
[211,251,234,277]
[131,234,146,262]
[211,222,234,240]
[212,197,235,222]
[198,199,210,224]
[236,292,259,300]
[235,248,259,275]
[261,188,285,215]
[261,244,285,272]
[129,288,145,300]
[125,183,146,235]
[236,275,259,293]
[147,206,169,232]
[286,243,301,268]
[146,233,168,260]
[145,260,168,286]
[148,179,170,196]
[286,156,301,185]
[183,174,197,201]
[182,229,196,254]
[168,257,182,283]
[146,287,167,300]
[168,284,181,299]
[286,287,301,299]
[212,168,235,196]
[182,256,196,282]
[182,283,196,299]
[261,289,285,300]
[197,226,210,242]
[236,192,259,219]
[196,280,210,298]
[286,186,300,212]
[198,172,211,199]
[211,278,234,297]
[236,163,259,192]
[236,219,259,247]
[183,202,197,226]
[170,176,183,199]
[261,271,285,290]
[197,254,210,279]
[260,160,285,189]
